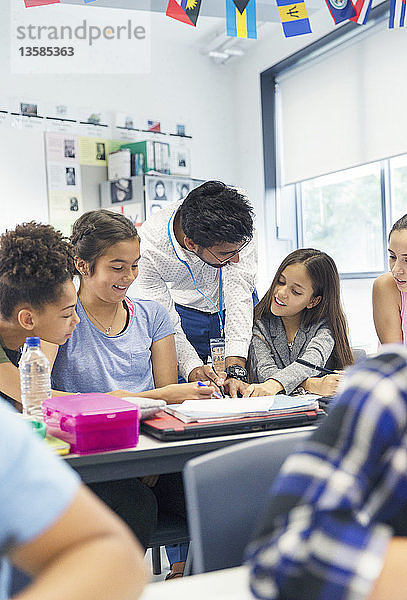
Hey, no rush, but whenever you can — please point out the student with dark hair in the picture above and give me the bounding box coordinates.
[51,209,215,403]
[246,248,353,397]
[0,221,149,592]
[49,209,216,579]
[0,399,147,600]
[0,222,79,404]
[247,346,407,600]
[0,221,163,556]
[373,213,407,344]
[136,180,258,397]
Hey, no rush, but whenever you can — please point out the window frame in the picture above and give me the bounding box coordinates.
[295,159,389,279]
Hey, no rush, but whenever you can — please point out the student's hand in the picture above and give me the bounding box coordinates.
[162,382,217,404]
[188,364,226,387]
[224,378,250,398]
[243,379,284,397]
[303,373,342,397]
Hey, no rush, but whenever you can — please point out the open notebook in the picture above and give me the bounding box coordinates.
[165,395,320,423]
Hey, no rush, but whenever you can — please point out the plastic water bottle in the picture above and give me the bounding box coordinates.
[19,336,51,420]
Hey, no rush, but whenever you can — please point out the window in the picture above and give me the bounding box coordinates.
[297,162,385,276]
[390,154,407,224]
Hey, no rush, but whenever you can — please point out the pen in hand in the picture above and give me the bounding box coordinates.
[295,357,336,375]
[197,380,225,398]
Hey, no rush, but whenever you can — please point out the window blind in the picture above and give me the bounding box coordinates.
[277,26,407,185]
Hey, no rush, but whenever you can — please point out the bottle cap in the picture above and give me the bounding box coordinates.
[25,336,41,347]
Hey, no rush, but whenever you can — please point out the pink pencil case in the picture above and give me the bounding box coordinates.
[42,393,140,454]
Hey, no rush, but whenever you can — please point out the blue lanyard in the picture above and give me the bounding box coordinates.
[167,211,224,337]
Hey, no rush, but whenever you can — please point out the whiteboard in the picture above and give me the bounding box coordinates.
[0,128,49,232]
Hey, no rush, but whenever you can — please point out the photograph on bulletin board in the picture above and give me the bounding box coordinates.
[110,178,133,204]
[175,179,191,200]
[145,176,174,216]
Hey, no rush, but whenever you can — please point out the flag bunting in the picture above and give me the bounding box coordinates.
[389,0,406,28]
[166,0,202,27]
[324,0,356,24]
[350,0,373,24]
[276,0,312,37]
[226,0,257,39]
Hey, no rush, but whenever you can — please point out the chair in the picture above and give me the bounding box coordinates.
[183,430,310,574]
[352,347,367,363]
[148,512,189,575]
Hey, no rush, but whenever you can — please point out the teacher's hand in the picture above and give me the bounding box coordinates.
[188,365,226,387]
[224,378,250,398]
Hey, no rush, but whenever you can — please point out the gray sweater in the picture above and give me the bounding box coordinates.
[248,312,335,394]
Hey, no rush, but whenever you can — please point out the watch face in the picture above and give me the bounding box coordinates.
[234,366,246,376]
[227,365,247,377]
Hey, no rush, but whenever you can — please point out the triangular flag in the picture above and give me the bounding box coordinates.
[232,0,251,13]
[277,0,312,38]
[389,0,406,27]
[24,0,60,6]
[181,0,202,26]
[226,0,257,38]
[166,0,195,26]
[324,0,355,24]
[350,0,373,24]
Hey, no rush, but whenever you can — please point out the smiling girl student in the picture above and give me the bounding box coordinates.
[373,213,407,344]
[0,222,165,556]
[245,248,353,398]
[48,209,216,579]
[49,209,216,403]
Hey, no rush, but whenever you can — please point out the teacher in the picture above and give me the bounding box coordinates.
[136,180,257,397]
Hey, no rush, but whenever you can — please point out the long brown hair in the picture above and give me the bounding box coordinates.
[255,248,353,369]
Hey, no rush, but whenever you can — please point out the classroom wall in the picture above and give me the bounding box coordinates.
[0,7,240,195]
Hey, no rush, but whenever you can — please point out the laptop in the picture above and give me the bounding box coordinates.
[141,408,325,441]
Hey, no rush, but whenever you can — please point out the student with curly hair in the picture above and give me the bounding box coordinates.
[0,222,79,404]
[0,221,158,553]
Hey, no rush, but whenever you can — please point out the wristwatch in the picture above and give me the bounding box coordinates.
[225,365,248,383]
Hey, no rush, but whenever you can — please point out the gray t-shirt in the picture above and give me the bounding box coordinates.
[52,297,175,394]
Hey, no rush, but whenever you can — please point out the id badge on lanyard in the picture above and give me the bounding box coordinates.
[167,211,225,370]
[210,337,225,374]
[210,268,225,372]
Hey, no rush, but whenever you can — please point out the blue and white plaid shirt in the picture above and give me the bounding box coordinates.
[247,345,407,600]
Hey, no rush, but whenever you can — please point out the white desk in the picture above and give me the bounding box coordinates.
[65,425,316,483]
[141,566,251,600]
